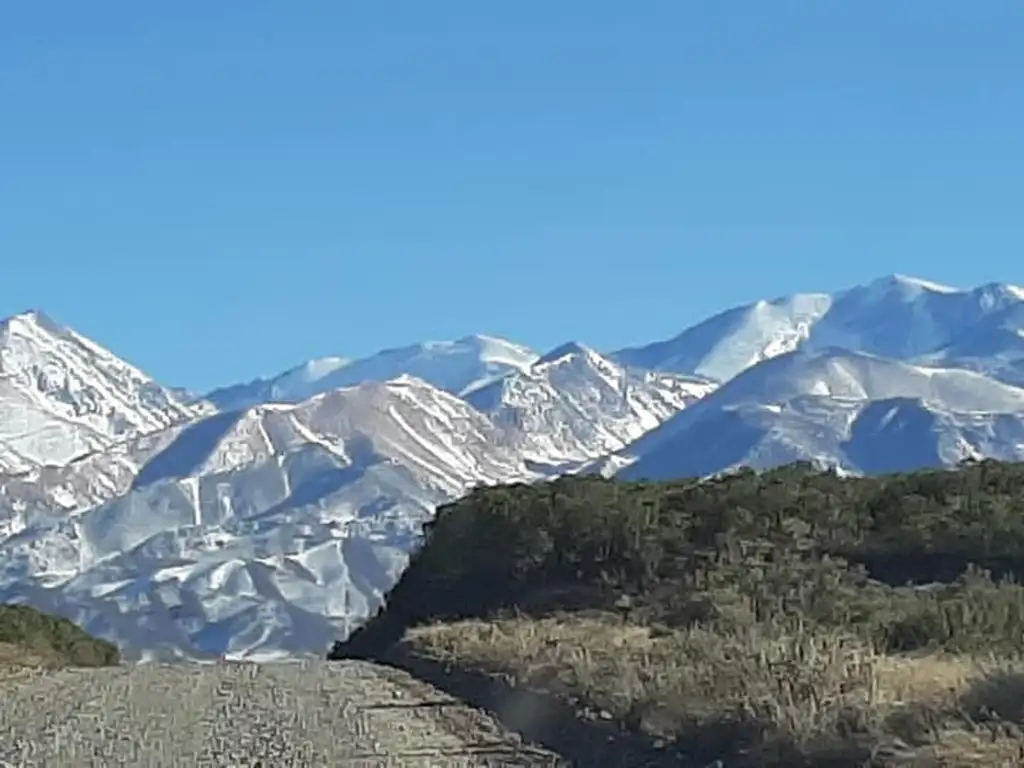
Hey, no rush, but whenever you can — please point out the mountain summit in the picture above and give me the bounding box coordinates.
[0,310,204,468]
[206,334,538,412]
[613,274,1024,383]
[2,274,1023,660]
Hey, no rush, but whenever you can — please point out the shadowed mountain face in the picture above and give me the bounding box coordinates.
[615,348,1024,481]
[2,274,1024,660]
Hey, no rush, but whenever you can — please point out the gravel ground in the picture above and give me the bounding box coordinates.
[0,660,566,767]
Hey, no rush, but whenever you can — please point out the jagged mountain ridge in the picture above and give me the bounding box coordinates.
[466,341,715,466]
[0,338,710,659]
[205,334,539,412]
[0,310,209,469]
[2,273,1024,660]
[613,274,1024,385]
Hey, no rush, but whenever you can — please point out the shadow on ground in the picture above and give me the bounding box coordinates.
[369,643,718,767]
[337,640,897,766]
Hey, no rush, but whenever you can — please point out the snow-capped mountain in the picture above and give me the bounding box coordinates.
[613,292,834,383]
[0,310,208,467]
[3,273,1024,661]
[466,342,715,466]
[0,376,540,660]
[206,335,538,412]
[916,301,1024,387]
[614,275,1024,384]
[616,347,1024,481]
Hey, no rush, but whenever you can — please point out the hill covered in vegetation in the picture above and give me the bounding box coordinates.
[331,459,1024,766]
[0,604,120,670]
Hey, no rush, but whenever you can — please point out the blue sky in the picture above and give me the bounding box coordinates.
[2,2,1022,391]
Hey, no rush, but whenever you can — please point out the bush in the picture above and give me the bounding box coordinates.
[329,460,1024,764]
[0,604,120,667]
[335,460,1024,658]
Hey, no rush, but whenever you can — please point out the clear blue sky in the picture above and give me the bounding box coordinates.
[2,2,1022,391]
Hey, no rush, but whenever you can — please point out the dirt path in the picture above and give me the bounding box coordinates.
[0,660,566,766]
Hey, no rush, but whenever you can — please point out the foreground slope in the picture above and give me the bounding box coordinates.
[0,376,540,660]
[0,310,206,466]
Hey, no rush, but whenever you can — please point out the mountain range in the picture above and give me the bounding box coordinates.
[1,273,1023,661]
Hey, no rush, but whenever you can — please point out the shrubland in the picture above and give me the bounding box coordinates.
[0,603,119,672]
[331,459,1024,765]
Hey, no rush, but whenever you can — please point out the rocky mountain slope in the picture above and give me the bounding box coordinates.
[0,377,543,660]
[0,310,208,468]
[2,274,1023,660]
[465,342,715,467]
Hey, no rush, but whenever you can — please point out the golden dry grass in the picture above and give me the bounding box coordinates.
[402,615,1024,766]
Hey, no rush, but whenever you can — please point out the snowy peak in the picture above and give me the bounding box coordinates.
[861,274,958,297]
[534,340,596,366]
[467,343,715,465]
[0,309,64,338]
[0,310,206,466]
[328,334,538,396]
[613,276,1024,385]
[612,292,833,382]
[204,356,351,412]
[812,276,1024,361]
[205,334,538,411]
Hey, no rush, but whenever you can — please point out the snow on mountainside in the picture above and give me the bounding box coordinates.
[613,275,1024,385]
[0,310,208,466]
[3,273,1024,661]
[0,376,540,661]
[0,328,709,660]
[465,341,715,466]
[613,292,833,383]
[616,347,1024,482]
[915,301,1024,387]
[200,357,351,413]
[206,335,538,412]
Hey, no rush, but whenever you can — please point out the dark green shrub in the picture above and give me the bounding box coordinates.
[332,460,1024,658]
[0,604,120,667]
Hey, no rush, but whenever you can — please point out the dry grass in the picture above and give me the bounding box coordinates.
[0,640,58,684]
[402,614,1024,766]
